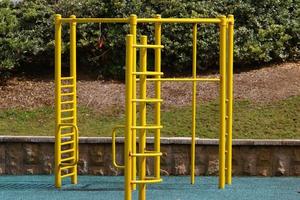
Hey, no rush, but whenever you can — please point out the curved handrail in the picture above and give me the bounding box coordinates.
[112,125,125,169]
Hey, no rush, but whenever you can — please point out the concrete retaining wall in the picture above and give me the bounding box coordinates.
[0,136,299,176]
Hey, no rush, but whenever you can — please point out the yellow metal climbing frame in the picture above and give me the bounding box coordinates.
[54,14,234,200]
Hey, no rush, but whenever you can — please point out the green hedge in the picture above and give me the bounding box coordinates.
[0,0,299,79]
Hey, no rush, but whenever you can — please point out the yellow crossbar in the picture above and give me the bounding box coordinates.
[61,149,74,154]
[61,77,74,80]
[132,72,164,76]
[133,44,164,49]
[132,98,162,103]
[59,17,222,24]
[137,18,221,24]
[131,178,163,184]
[130,152,162,157]
[144,77,220,82]
[61,18,129,24]
[61,156,75,162]
[61,172,75,178]
[131,125,163,129]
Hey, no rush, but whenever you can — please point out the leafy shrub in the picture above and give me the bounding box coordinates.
[0,0,299,79]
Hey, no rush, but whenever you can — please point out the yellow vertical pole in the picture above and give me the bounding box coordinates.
[154,14,162,179]
[54,14,62,188]
[138,35,147,200]
[69,15,78,185]
[191,23,197,185]
[125,34,134,200]
[218,15,227,189]
[129,15,137,190]
[226,15,234,185]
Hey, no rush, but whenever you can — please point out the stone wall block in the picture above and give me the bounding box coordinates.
[293,164,300,176]
[293,149,300,161]
[89,145,105,165]
[89,167,105,175]
[161,145,172,166]
[231,147,241,175]
[24,166,41,175]
[195,146,208,176]
[78,158,88,175]
[40,144,53,174]
[241,147,257,175]
[0,144,5,163]
[23,144,40,164]
[0,145,5,174]
[0,165,5,174]
[273,149,291,176]
[173,153,188,175]
[207,154,219,175]
[6,143,23,174]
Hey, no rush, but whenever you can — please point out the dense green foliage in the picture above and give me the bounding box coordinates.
[0,0,299,78]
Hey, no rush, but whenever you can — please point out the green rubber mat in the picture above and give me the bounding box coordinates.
[0,176,299,200]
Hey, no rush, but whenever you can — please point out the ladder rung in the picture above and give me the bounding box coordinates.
[61,156,75,162]
[61,100,74,105]
[60,125,74,129]
[61,108,75,113]
[130,152,162,157]
[61,132,75,137]
[132,98,163,103]
[61,77,74,81]
[61,92,75,97]
[131,178,162,184]
[61,84,75,88]
[61,140,74,146]
[132,72,164,76]
[133,44,164,49]
[61,117,74,121]
[61,149,75,154]
[61,172,75,178]
[60,165,74,171]
[131,125,163,129]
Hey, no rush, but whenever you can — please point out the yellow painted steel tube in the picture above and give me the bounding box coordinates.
[137,18,221,24]
[69,15,78,185]
[226,15,234,185]
[129,14,137,190]
[132,152,162,157]
[60,17,220,24]
[125,34,134,200]
[60,18,129,24]
[154,14,162,180]
[144,78,220,82]
[191,23,197,185]
[133,44,164,49]
[218,16,227,189]
[112,126,125,169]
[131,178,163,184]
[139,35,147,200]
[54,14,62,188]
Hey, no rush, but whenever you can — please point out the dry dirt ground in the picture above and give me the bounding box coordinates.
[0,62,299,112]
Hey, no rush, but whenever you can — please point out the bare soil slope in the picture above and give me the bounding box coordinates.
[0,62,299,112]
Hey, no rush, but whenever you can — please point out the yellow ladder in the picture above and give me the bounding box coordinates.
[112,34,164,200]
[54,15,78,188]
[132,36,163,200]
[123,34,164,200]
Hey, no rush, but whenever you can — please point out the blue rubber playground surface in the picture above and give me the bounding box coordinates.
[0,176,299,200]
